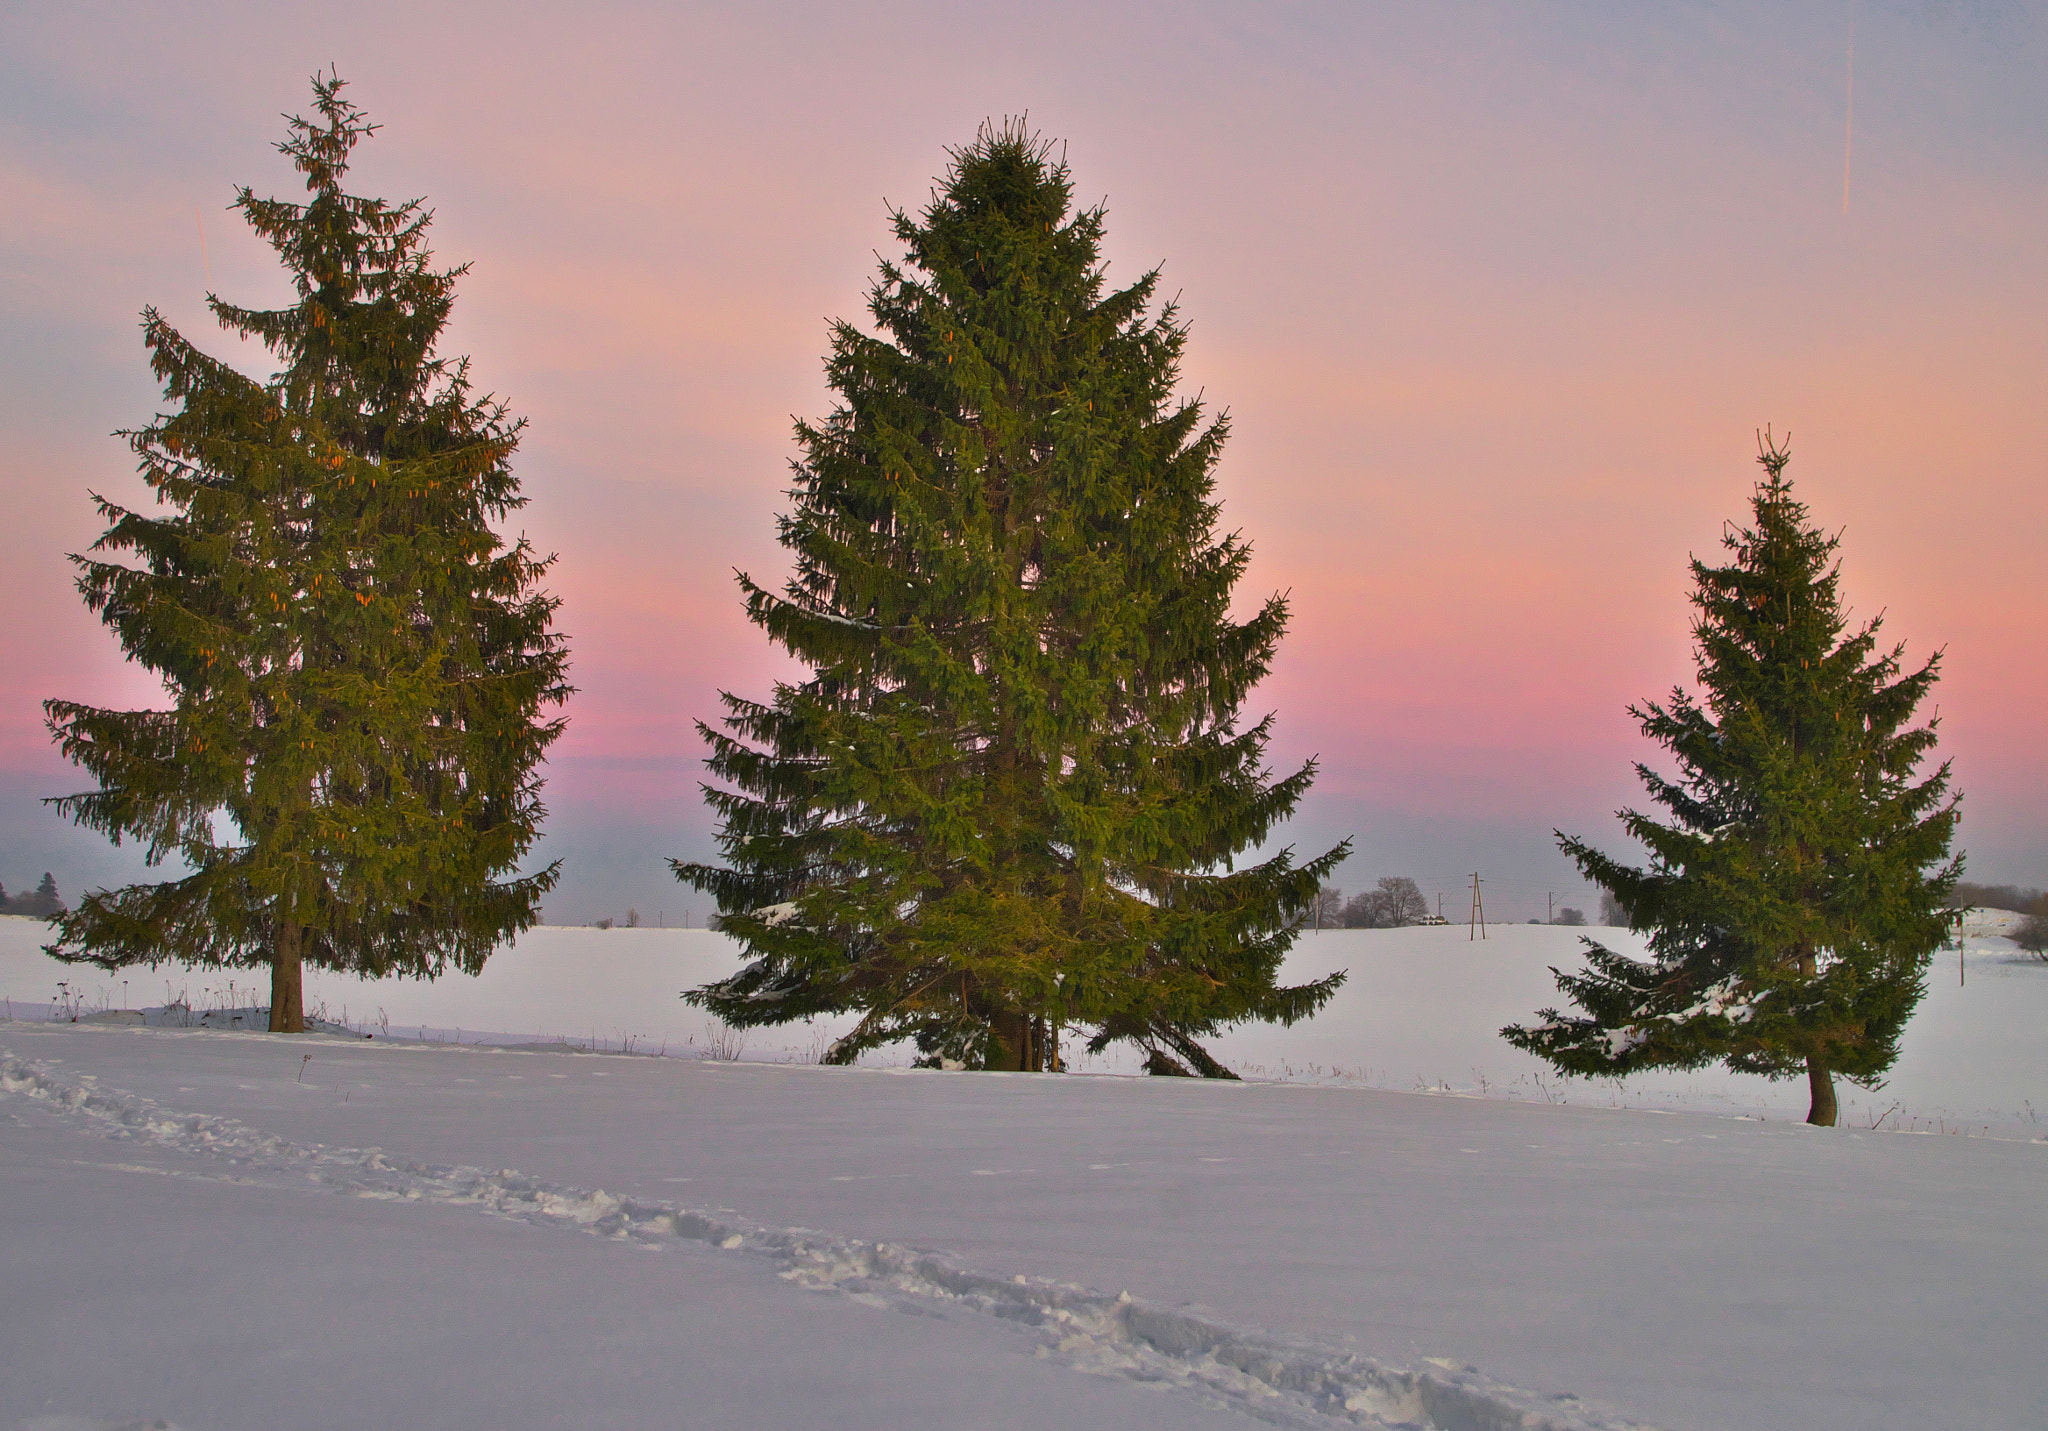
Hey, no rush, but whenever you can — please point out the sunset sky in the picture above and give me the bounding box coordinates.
[2,1,2041,925]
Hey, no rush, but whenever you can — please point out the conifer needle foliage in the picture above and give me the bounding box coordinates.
[1505,436,1958,1124]
[676,124,1347,1074]
[44,74,570,1032]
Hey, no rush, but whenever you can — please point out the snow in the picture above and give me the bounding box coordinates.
[9,916,2041,1133]
[4,913,2046,1428]
[1211,922,2047,1131]
[1598,1026,1649,1058]
[2,1049,1255,1431]
[1662,975,1756,1024]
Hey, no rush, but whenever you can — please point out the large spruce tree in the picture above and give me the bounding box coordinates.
[1505,436,1958,1124]
[44,74,569,1031]
[676,124,1346,1075]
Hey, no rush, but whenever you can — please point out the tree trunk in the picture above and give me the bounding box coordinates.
[270,919,306,1033]
[1805,1055,1836,1126]
[985,1009,1029,1071]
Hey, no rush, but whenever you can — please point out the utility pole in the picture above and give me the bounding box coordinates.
[1547,891,1554,924]
[1469,873,1486,941]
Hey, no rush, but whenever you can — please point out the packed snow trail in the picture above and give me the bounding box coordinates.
[2,1045,1647,1431]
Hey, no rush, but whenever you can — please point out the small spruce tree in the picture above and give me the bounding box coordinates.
[676,123,1347,1074]
[1505,436,1958,1124]
[26,873,65,918]
[44,74,569,1031]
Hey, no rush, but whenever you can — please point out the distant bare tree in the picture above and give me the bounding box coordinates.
[1344,876,1427,928]
[1555,907,1587,926]
[1379,876,1427,926]
[1599,890,1626,927]
[1308,885,1344,931]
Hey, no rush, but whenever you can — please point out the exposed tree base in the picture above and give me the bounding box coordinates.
[269,923,305,1034]
[984,1012,1060,1072]
[1144,1049,1194,1077]
[1141,1028,1242,1080]
[1805,1056,1837,1126]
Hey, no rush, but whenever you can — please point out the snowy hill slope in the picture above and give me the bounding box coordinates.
[3,1021,2042,1431]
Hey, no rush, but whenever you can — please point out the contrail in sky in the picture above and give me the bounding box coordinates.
[1843,11,1856,214]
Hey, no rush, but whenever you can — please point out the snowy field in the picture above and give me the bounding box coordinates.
[3,914,2045,1430]
[6,910,2043,1131]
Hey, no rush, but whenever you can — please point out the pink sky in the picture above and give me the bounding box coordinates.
[2,2,2042,921]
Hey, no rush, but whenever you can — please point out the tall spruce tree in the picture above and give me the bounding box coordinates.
[1505,436,1958,1124]
[676,124,1346,1075]
[44,74,569,1031]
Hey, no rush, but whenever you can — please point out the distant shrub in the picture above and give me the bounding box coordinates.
[1555,907,1587,926]
[2014,912,2048,960]
[593,916,615,930]
[702,1019,748,1062]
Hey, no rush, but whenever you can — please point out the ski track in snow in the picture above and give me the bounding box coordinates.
[2,1045,1652,1431]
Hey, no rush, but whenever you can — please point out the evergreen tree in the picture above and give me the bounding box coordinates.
[676,124,1346,1075]
[44,74,569,1031]
[26,873,64,918]
[1505,436,1958,1124]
